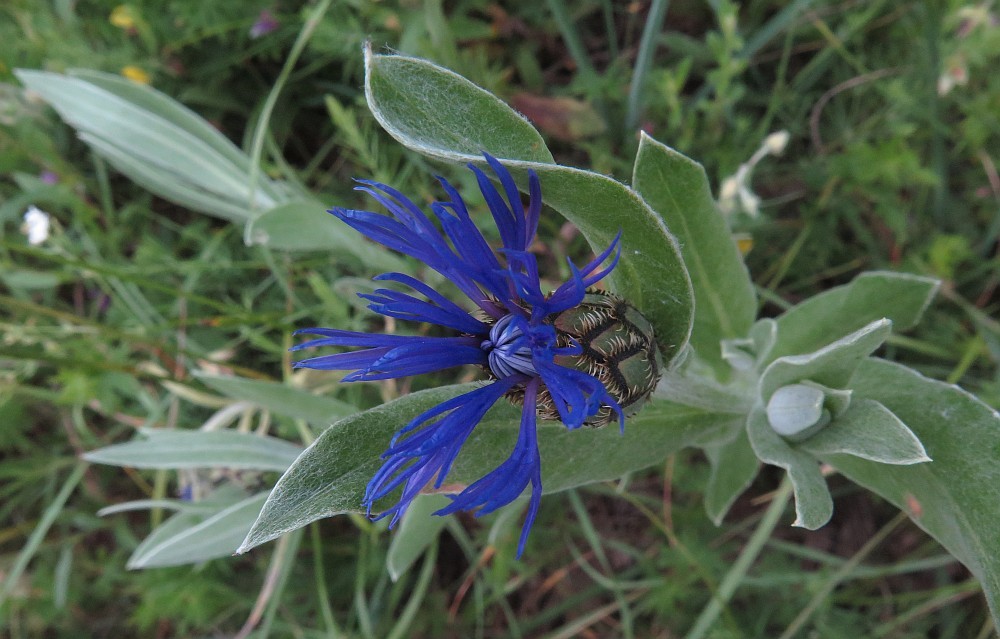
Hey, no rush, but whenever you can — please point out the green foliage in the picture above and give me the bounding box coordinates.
[239,384,742,552]
[3,0,1000,636]
[365,49,695,362]
[633,133,757,375]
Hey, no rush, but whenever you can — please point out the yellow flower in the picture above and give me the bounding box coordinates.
[121,65,151,85]
[109,5,136,30]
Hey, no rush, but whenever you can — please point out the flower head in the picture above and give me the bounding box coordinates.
[295,155,658,556]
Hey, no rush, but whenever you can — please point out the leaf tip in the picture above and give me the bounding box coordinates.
[234,537,256,555]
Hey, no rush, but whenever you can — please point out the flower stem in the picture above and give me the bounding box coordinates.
[685,477,793,639]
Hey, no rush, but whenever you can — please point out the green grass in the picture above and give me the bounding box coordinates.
[2,0,998,636]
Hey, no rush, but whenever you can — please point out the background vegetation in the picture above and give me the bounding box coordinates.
[1,0,998,636]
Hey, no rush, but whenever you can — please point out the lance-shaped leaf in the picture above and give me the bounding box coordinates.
[799,398,930,465]
[238,384,741,553]
[364,49,694,361]
[747,406,833,529]
[128,492,269,569]
[83,429,302,472]
[824,358,1000,625]
[760,318,892,400]
[15,69,281,221]
[704,427,761,525]
[196,373,357,427]
[632,133,756,375]
[768,271,939,365]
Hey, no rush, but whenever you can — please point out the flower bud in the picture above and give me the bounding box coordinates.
[549,290,661,426]
[766,383,831,440]
[763,130,790,155]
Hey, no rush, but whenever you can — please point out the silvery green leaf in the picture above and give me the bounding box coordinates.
[246,200,405,270]
[66,69,255,172]
[128,492,268,569]
[98,499,219,516]
[747,406,833,529]
[800,397,930,465]
[83,429,302,472]
[768,271,939,365]
[749,319,778,363]
[704,428,760,525]
[364,50,694,363]
[196,373,357,427]
[364,45,553,164]
[760,318,892,400]
[653,365,753,414]
[632,133,756,376]
[386,494,451,582]
[79,133,251,222]
[825,358,1000,625]
[16,70,282,219]
[720,337,756,371]
[238,384,741,553]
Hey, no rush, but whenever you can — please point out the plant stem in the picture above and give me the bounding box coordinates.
[685,477,793,639]
[245,0,334,243]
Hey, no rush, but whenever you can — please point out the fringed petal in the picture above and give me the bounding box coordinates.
[363,377,520,527]
[436,378,543,558]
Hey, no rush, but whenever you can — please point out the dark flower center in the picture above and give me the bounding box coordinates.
[482,313,537,378]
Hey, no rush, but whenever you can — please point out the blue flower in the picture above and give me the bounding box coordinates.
[294,155,624,557]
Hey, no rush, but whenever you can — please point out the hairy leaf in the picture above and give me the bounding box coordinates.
[197,373,357,426]
[800,398,930,465]
[128,492,269,568]
[747,406,833,529]
[769,271,939,364]
[704,427,761,525]
[760,319,891,399]
[84,429,302,472]
[827,359,1000,623]
[364,45,553,164]
[238,384,739,552]
[633,133,756,375]
[364,50,694,361]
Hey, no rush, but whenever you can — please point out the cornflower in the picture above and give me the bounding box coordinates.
[294,155,659,556]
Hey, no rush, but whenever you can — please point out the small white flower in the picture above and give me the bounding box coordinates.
[22,205,51,245]
[718,130,790,218]
[763,130,790,155]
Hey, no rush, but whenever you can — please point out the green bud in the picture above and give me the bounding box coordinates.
[766,383,831,440]
[551,290,662,426]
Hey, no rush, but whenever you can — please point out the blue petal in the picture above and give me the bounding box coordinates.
[344,343,487,381]
[534,359,625,430]
[432,178,501,272]
[471,164,520,253]
[372,273,487,334]
[293,335,485,380]
[541,231,623,314]
[292,328,478,349]
[436,378,543,558]
[293,347,392,371]
[360,288,485,335]
[363,376,520,527]
[331,201,501,318]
